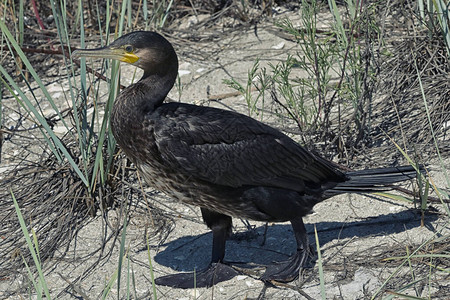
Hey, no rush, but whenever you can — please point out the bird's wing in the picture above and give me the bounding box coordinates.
[150,103,344,192]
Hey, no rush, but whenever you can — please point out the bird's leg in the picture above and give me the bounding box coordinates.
[261,217,315,283]
[206,208,230,263]
[154,208,239,288]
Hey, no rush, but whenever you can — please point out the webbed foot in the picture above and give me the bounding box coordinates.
[155,262,239,289]
[261,246,315,283]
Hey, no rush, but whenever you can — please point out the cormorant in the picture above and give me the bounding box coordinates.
[72,31,421,289]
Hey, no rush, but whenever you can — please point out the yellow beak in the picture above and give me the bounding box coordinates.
[72,47,139,64]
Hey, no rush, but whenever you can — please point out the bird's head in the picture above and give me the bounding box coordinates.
[72,31,178,77]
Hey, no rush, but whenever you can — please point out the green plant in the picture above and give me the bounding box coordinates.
[150,0,174,30]
[224,58,268,117]
[226,0,381,152]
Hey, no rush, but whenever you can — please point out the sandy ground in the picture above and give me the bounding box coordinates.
[1,7,450,300]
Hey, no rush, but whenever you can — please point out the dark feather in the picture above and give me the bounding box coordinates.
[325,166,422,195]
[151,102,346,192]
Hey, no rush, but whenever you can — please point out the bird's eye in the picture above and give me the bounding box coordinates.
[125,45,134,52]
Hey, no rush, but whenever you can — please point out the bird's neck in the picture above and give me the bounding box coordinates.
[110,69,177,158]
[124,70,177,112]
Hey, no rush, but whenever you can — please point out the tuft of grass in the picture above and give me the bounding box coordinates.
[0,21,84,179]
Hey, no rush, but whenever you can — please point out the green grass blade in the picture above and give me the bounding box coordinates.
[0,76,2,161]
[314,225,326,300]
[126,253,131,300]
[22,255,42,299]
[384,290,427,300]
[373,192,416,203]
[18,0,24,45]
[116,210,128,300]
[327,0,347,46]
[118,0,128,34]
[31,228,41,262]
[89,63,119,187]
[102,269,119,299]
[73,0,91,180]
[127,0,132,28]
[143,0,149,29]
[131,265,137,300]
[383,253,450,260]
[146,236,158,300]
[11,190,51,299]
[160,0,174,28]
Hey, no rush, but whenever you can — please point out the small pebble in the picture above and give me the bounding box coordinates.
[190,290,199,297]
[271,42,285,50]
[178,70,191,76]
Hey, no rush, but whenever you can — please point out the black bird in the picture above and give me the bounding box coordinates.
[72,31,420,289]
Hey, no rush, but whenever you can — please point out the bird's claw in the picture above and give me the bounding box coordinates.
[155,262,239,289]
[261,246,316,283]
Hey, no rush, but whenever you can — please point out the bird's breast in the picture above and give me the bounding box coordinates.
[135,160,261,219]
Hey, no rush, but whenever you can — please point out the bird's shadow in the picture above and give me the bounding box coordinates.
[153,210,437,272]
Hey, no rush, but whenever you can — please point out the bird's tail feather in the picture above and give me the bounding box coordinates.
[326,165,422,195]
